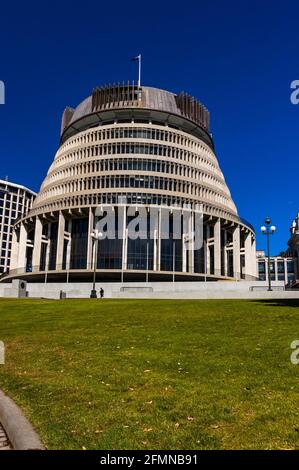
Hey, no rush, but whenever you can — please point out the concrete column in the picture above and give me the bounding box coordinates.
[44,223,51,274]
[182,211,188,273]
[10,229,19,271]
[285,258,288,284]
[157,208,162,272]
[206,226,210,275]
[244,232,252,280]
[223,230,228,277]
[86,208,94,270]
[121,206,127,271]
[214,218,221,277]
[32,217,43,272]
[275,258,278,282]
[251,238,257,278]
[188,212,194,273]
[17,223,28,271]
[265,257,269,283]
[66,220,72,272]
[56,212,65,270]
[151,208,159,271]
[233,225,241,280]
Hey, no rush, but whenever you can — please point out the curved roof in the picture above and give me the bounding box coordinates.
[61,85,210,139]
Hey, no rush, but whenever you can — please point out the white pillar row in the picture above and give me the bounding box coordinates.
[17,222,28,271]
[32,217,43,272]
[233,225,241,280]
[214,218,221,277]
[10,229,19,271]
[86,208,94,270]
[56,212,65,270]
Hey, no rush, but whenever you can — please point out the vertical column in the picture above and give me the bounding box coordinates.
[244,232,252,280]
[251,237,257,278]
[121,206,127,271]
[297,249,299,281]
[10,229,19,271]
[157,207,162,272]
[151,208,159,271]
[56,212,65,270]
[44,223,51,274]
[17,223,28,271]
[214,218,221,277]
[265,256,269,284]
[32,217,43,273]
[233,225,241,280]
[66,220,72,272]
[223,229,227,277]
[182,209,191,273]
[86,208,94,270]
[223,230,228,277]
[275,258,278,282]
[206,225,210,275]
[188,212,194,273]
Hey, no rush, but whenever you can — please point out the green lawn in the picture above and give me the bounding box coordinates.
[0,298,299,450]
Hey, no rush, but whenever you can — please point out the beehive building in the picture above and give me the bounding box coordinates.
[6,83,257,282]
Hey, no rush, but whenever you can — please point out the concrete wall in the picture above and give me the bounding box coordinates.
[0,280,298,299]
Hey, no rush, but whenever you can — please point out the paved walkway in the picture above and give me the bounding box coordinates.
[0,422,11,450]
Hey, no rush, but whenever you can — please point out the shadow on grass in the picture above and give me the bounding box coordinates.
[251,299,299,308]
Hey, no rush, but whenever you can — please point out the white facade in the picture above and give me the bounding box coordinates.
[4,84,257,283]
[0,179,35,275]
[256,250,295,285]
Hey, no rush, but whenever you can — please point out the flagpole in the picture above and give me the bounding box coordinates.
[138,54,141,88]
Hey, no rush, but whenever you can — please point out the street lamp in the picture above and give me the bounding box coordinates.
[90,230,103,299]
[260,217,276,291]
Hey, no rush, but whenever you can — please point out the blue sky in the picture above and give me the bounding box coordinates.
[0,0,298,254]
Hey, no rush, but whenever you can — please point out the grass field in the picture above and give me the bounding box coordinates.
[0,298,299,450]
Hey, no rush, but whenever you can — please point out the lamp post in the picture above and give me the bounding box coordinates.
[90,230,103,298]
[261,217,276,291]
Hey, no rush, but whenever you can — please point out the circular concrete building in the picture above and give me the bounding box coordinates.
[7,83,256,282]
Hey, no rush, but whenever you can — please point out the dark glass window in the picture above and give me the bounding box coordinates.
[127,213,154,271]
[160,215,182,272]
[70,218,88,269]
[48,222,58,271]
[62,239,68,270]
[39,242,47,271]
